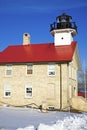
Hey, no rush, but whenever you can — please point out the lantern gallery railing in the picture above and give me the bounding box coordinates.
[50,22,77,32]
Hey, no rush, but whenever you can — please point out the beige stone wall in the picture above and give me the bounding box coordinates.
[61,50,79,109]
[67,50,79,108]
[70,96,87,112]
[0,63,60,109]
[0,52,78,110]
[61,64,69,109]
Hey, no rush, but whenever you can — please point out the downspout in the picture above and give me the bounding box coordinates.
[60,64,62,110]
[67,63,70,106]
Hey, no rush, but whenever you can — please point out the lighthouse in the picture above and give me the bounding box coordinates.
[50,13,77,46]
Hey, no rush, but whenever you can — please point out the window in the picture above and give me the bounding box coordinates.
[5,65,12,76]
[27,64,33,75]
[48,63,55,76]
[4,84,11,97]
[25,84,32,98]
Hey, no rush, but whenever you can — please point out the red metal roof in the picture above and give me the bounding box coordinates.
[0,42,77,63]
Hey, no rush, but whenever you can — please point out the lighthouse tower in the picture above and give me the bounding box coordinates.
[50,13,77,46]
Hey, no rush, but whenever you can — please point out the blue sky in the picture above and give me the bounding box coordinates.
[0,0,87,67]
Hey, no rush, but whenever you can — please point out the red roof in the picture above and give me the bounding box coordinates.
[0,42,77,63]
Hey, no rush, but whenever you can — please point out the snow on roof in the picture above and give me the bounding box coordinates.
[0,42,77,64]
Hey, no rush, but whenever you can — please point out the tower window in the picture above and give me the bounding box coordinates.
[61,37,64,40]
[61,19,66,22]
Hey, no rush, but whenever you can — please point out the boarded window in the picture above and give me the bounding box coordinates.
[6,65,12,76]
[27,64,33,75]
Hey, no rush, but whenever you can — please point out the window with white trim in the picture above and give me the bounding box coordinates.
[4,84,11,97]
[25,84,32,98]
[48,63,55,76]
[27,64,33,75]
[5,65,12,76]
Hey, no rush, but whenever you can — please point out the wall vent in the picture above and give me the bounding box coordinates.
[47,106,55,111]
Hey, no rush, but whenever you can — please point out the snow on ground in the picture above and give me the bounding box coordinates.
[0,106,87,130]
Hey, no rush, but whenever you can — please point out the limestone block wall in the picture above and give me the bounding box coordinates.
[61,64,68,109]
[0,57,78,110]
[68,52,78,99]
[0,63,61,109]
[70,96,87,112]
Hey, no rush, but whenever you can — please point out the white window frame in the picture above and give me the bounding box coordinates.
[4,84,11,98]
[48,63,55,76]
[5,64,12,77]
[25,84,32,98]
[26,64,33,76]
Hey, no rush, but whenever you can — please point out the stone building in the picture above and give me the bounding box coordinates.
[0,13,81,110]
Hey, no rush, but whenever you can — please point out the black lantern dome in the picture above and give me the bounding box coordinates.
[50,13,77,32]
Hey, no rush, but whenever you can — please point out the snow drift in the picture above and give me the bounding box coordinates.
[17,114,87,130]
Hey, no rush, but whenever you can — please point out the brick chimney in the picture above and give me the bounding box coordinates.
[23,33,30,45]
